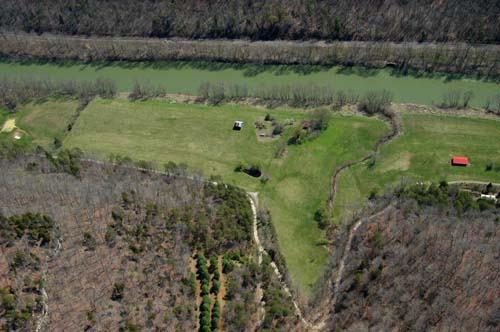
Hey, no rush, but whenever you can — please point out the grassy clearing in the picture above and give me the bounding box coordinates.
[15,100,78,147]
[11,98,500,295]
[334,112,500,219]
[0,60,499,107]
[261,116,388,292]
[64,99,302,190]
[63,99,388,294]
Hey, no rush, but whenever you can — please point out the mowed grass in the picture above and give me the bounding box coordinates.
[261,116,388,293]
[7,98,500,295]
[334,112,500,219]
[63,99,388,294]
[64,99,304,190]
[16,100,78,147]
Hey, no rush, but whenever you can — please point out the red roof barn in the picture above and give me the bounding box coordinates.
[451,156,469,166]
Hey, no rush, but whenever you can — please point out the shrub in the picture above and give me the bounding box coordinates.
[111,283,125,301]
[314,208,330,230]
[462,90,475,108]
[234,160,247,172]
[369,188,379,200]
[211,279,221,295]
[264,113,273,121]
[211,300,221,331]
[308,108,331,131]
[208,256,218,274]
[274,141,287,158]
[441,90,462,108]
[358,90,393,116]
[53,137,62,149]
[272,123,284,136]
[82,232,97,251]
[373,231,384,249]
[222,256,235,274]
[287,126,308,145]
[105,225,117,248]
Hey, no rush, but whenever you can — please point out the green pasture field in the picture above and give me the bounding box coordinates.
[4,98,500,295]
[333,112,500,220]
[15,100,78,147]
[259,115,388,291]
[0,59,499,107]
[62,99,388,294]
[65,99,304,190]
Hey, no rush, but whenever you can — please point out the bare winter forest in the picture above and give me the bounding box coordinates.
[1,0,499,43]
[0,154,275,332]
[2,33,499,77]
[307,183,500,332]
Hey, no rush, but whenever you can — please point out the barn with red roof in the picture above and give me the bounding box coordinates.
[451,156,469,166]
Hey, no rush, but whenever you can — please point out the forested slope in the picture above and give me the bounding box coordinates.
[1,0,499,43]
[312,183,500,332]
[0,153,262,332]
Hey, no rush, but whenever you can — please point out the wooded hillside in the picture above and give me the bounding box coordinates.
[312,183,499,332]
[1,0,499,43]
[0,154,261,332]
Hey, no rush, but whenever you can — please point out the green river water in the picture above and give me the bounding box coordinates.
[0,59,498,107]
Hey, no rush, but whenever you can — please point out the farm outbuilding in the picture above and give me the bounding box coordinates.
[233,121,244,131]
[451,156,469,166]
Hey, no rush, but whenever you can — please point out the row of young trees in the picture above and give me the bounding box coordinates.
[0,76,116,110]
[199,82,500,116]
[128,79,167,101]
[439,90,500,111]
[0,0,498,43]
[199,81,375,108]
[1,33,499,77]
[196,252,221,332]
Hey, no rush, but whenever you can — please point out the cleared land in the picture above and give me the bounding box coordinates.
[62,99,388,293]
[1,59,499,107]
[6,97,500,295]
[14,100,78,147]
[334,112,500,219]
[65,99,298,189]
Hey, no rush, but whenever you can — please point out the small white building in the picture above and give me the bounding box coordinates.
[233,121,244,130]
[480,194,497,201]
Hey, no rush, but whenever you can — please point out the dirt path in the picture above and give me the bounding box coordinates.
[449,180,500,186]
[247,192,320,329]
[39,155,496,331]
[307,204,394,329]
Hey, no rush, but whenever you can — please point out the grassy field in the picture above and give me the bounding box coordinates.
[333,112,500,219]
[15,101,78,147]
[1,59,499,107]
[62,99,388,294]
[5,98,500,295]
[260,116,388,291]
[64,99,305,189]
